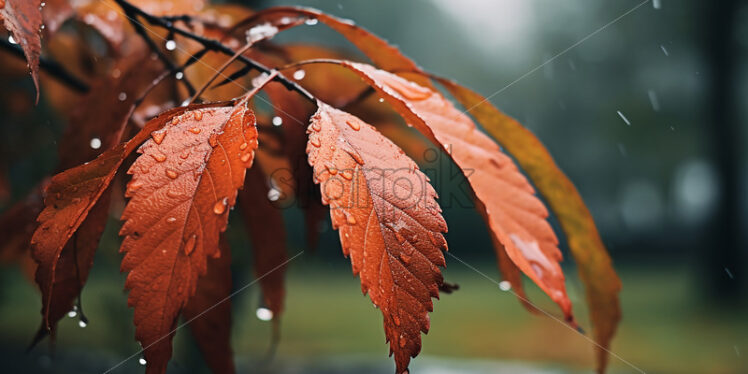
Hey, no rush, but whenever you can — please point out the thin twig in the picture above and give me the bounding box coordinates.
[0,39,89,93]
[118,4,197,96]
[113,0,315,102]
[190,42,257,103]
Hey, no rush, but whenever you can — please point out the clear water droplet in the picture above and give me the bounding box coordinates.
[499,281,512,291]
[184,234,197,255]
[256,307,273,321]
[310,137,321,148]
[272,116,283,126]
[166,217,177,223]
[267,188,281,202]
[175,72,184,80]
[165,40,176,51]
[8,35,16,44]
[166,169,178,179]
[346,213,357,225]
[305,18,318,26]
[188,127,201,134]
[213,197,228,214]
[78,320,87,328]
[151,131,166,144]
[292,69,306,80]
[138,358,147,366]
[194,111,203,121]
[346,120,360,131]
[151,152,167,162]
[89,138,101,149]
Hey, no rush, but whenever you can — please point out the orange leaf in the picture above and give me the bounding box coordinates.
[119,99,259,373]
[1,0,42,102]
[326,61,575,323]
[30,103,226,333]
[308,102,447,373]
[434,78,622,372]
[184,236,235,374]
[238,165,288,318]
[262,81,326,249]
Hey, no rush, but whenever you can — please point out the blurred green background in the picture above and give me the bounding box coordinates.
[1,0,747,373]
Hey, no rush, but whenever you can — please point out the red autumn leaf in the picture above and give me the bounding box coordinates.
[324,60,576,323]
[30,103,225,334]
[237,165,288,318]
[433,77,622,372]
[1,0,43,102]
[262,81,327,249]
[0,184,44,264]
[119,100,260,373]
[184,236,235,374]
[57,49,165,170]
[307,102,448,373]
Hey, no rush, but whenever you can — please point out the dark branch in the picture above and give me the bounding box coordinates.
[0,39,89,93]
[113,0,315,103]
[118,4,197,96]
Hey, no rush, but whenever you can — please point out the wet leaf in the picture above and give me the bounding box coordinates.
[327,60,576,324]
[434,78,622,372]
[184,236,235,374]
[1,0,43,102]
[119,87,267,372]
[308,102,447,373]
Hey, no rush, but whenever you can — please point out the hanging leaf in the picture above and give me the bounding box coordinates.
[307,102,447,373]
[30,103,225,333]
[314,60,575,323]
[237,165,288,318]
[119,96,261,373]
[184,236,235,374]
[432,77,622,372]
[1,0,43,102]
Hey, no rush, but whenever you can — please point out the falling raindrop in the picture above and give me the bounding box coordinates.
[165,40,176,51]
[292,69,306,80]
[272,116,283,126]
[118,92,128,101]
[660,44,669,56]
[256,307,273,321]
[78,320,87,328]
[616,110,631,126]
[89,137,102,150]
[8,35,16,44]
[725,267,734,279]
[67,306,78,318]
[498,281,511,291]
[139,358,147,366]
[647,89,660,111]
[617,143,627,157]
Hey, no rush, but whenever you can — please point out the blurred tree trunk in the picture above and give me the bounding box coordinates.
[704,0,744,303]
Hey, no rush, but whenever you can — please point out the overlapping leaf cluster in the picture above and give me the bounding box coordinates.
[0,1,621,373]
